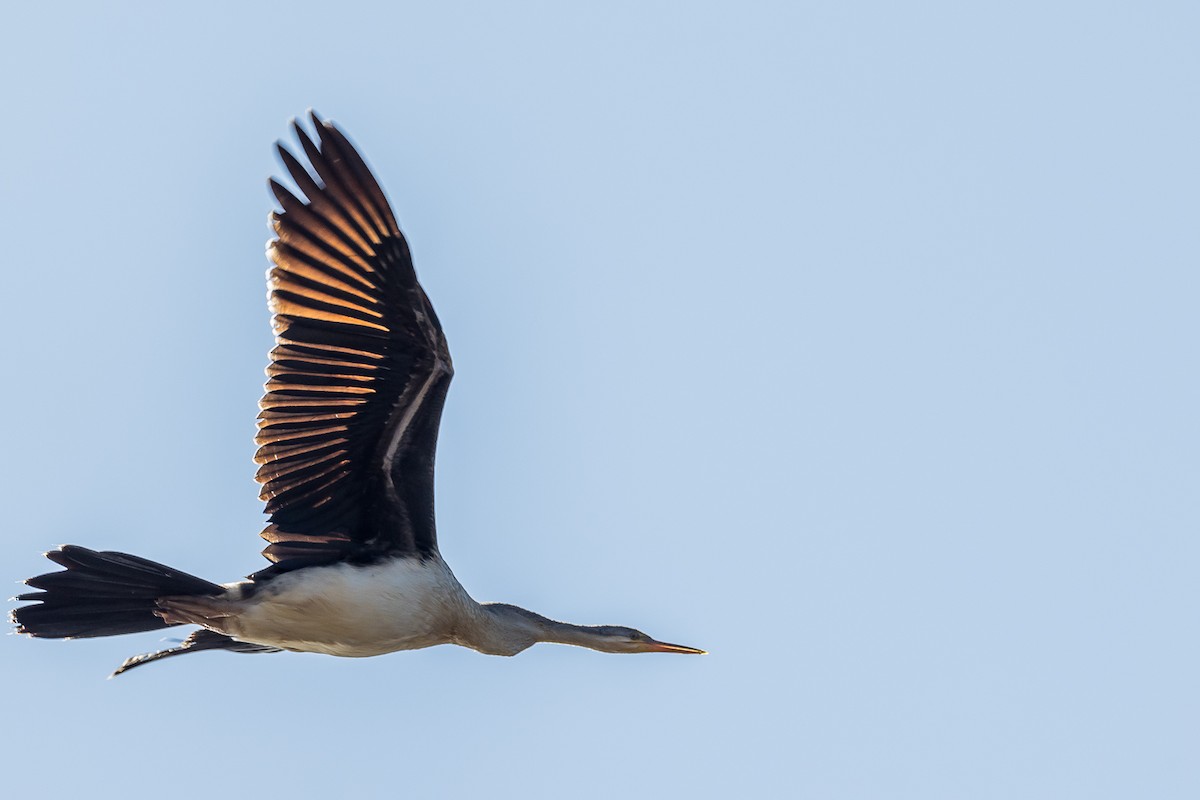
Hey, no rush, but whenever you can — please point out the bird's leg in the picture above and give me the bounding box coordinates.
[155,596,238,629]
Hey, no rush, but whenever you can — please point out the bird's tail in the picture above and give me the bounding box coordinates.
[11,545,225,639]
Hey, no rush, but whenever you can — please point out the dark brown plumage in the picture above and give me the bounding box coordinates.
[254,112,454,576]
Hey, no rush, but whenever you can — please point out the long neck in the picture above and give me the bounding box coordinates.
[465,603,609,656]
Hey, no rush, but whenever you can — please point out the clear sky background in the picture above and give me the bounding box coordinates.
[2,2,1196,798]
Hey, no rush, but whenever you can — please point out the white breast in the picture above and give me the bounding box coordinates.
[228,556,475,657]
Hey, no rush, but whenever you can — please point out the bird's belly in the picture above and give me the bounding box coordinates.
[227,557,469,658]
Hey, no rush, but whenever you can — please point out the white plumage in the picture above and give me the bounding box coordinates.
[226,557,473,657]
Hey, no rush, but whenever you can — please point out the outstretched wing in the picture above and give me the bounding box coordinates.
[254,113,453,575]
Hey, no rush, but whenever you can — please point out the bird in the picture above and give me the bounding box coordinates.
[11,112,704,677]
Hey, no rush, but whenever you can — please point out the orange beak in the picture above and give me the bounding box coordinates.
[642,639,707,655]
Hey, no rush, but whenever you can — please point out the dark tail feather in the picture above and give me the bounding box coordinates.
[110,629,281,678]
[12,545,224,639]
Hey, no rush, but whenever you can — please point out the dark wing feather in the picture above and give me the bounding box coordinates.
[254,112,452,574]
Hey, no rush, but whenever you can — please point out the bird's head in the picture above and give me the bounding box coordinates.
[588,625,706,655]
[479,604,706,656]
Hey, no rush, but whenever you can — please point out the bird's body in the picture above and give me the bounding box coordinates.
[11,113,703,675]
[177,556,473,658]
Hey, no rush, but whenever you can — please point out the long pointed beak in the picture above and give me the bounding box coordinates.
[643,639,707,655]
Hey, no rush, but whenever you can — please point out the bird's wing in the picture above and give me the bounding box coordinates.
[253,113,453,575]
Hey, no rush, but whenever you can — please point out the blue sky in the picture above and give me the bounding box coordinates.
[2,2,1197,797]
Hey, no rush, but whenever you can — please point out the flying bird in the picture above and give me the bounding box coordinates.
[12,113,704,676]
